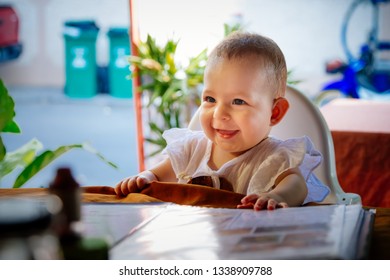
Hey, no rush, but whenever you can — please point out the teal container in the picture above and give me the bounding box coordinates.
[63,21,99,98]
[107,27,132,98]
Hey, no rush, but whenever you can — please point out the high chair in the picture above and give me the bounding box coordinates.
[188,85,362,205]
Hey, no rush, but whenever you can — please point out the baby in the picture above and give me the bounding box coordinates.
[115,32,329,210]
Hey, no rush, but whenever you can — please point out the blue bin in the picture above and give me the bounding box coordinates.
[63,20,99,98]
[107,27,132,98]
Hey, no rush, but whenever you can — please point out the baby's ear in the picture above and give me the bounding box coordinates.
[270,97,289,126]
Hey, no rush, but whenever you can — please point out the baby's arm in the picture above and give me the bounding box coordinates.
[115,157,176,196]
[237,168,308,211]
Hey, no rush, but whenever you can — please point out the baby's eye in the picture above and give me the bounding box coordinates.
[204,96,216,103]
[232,99,246,105]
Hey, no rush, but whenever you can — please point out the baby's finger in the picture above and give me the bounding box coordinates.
[237,202,255,209]
[114,184,122,196]
[254,197,268,211]
[267,199,278,210]
[126,177,140,193]
[115,178,131,196]
[240,193,259,204]
[136,176,149,189]
[277,202,288,208]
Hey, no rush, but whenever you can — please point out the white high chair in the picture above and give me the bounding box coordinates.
[188,85,362,205]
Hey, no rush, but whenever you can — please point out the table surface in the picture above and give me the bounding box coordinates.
[0,188,389,260]
[367,207,390,259]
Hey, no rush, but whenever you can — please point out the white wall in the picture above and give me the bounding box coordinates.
[0,0,131,87]
[0,0,388,96]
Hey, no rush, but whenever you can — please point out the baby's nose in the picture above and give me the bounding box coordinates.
[213,104,230,120]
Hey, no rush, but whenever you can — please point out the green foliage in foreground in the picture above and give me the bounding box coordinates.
[0,79,117,188]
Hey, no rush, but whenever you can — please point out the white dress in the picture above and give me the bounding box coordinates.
[162,128,330,204]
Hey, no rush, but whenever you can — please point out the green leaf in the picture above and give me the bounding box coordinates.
[148,122,164,135]
[13,143,118,188]
[0,136,5,162]
[80,142,118,169]
[223,22,245,37]
[2,120,21,133]
[145,137,166,147]
[287,69,302,85]
[0,79,21,133]
[0,79,21,161]
[13,144,81,188]
[0,138,43,179]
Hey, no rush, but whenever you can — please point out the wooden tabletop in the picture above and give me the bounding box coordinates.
[1,188,389,259]
[369,207,390,259]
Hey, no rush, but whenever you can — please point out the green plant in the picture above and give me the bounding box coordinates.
[287,69,302,85]
[128,34,207,157]
[0,79,117,188]
[224,21,245,37]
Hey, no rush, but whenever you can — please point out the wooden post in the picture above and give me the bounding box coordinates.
[128,0,145,171]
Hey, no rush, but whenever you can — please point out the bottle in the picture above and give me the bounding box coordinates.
[49,167,81,238]
[49,167,108,259]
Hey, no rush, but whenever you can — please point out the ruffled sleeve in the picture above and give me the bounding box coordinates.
[162,128,209,181]
[298,136,330,204]
[248,136,329,204]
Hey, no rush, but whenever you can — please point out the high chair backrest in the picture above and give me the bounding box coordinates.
[188,85,361,205]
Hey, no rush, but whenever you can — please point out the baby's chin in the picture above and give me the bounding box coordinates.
[215,144,251,157]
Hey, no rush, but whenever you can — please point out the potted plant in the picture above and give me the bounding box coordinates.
[128,34,207,158]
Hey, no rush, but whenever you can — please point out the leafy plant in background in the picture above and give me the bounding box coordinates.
[0,79,117,188]
[128,34,207,157]
[224,20,245,37]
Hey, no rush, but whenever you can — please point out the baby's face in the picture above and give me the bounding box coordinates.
[200,58,275,156]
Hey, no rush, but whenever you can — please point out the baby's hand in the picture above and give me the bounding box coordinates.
[237,193,288,211]
[115,171,157,196]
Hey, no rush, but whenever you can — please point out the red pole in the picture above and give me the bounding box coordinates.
[129,0,145,172]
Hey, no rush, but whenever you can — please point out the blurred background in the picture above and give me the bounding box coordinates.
[0,0,389,188]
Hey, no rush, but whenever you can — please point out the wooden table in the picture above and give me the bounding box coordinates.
[0,187,389,259]
[369,207,390,259]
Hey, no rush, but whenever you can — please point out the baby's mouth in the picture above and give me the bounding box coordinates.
[216,129,239,139]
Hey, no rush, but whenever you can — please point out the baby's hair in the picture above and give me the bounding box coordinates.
[208,32,287,97]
